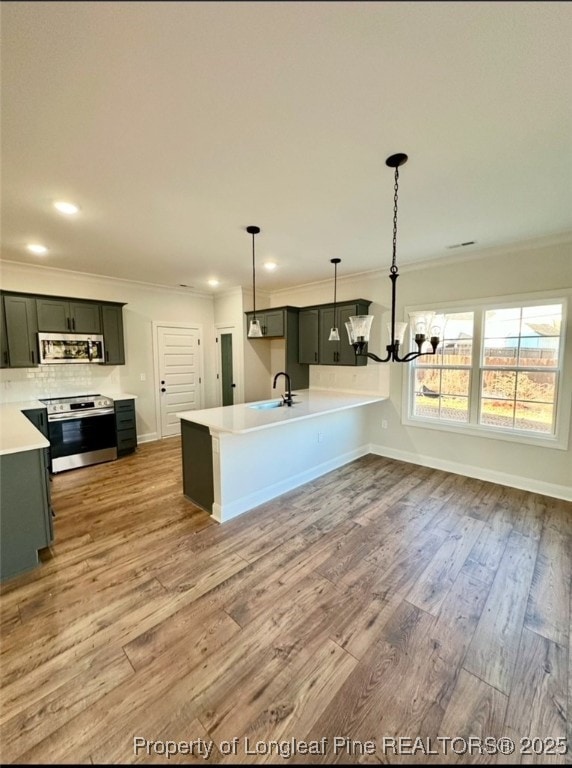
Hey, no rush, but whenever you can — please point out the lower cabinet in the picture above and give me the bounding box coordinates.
[181,420,214,513]
[0,447,53,582]
[115,399,137,455]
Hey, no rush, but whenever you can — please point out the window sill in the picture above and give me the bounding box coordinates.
[401,413,568,450]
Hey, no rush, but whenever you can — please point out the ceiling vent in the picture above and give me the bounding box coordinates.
[447,241,476,249]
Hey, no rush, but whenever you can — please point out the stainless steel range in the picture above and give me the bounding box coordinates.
[39,394,117,473]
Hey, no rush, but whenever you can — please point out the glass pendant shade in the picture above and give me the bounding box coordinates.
[347,315,373,344]
[328,327,340,341]
[410,311,435,338]
[388,321,408,346]
[248,318,263,338]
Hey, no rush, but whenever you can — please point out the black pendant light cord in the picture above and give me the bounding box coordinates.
[252,230,257,320]
[246,225,260,321]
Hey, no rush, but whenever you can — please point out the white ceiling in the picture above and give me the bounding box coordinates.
[1,1,571,294]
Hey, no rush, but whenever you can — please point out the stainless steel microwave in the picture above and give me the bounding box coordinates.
[38,333,105,364]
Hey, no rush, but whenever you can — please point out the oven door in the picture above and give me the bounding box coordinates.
[47,410,117,473]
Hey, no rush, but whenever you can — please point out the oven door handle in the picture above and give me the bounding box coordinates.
[48,407,115,422]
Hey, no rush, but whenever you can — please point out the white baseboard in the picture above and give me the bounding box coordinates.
[212,444,371,523]
[369,443,572,502]
[137,431,159,444]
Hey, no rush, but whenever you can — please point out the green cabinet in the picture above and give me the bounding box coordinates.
[36,298,101,333]
[298,308,320,364]
[101,304,126,365]
[115,399,137,455]
[300,299,371,366]
[0,444,53,582]
[0,292,127,368]
[244,306,309,390]
[245,308,285,338]
[2,294,39,367]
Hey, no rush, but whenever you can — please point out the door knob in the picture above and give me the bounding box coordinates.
[161,388,166,392]
[161,380,165,385]
[231,383,236,388]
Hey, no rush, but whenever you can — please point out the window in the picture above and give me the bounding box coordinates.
[406,297,567,446]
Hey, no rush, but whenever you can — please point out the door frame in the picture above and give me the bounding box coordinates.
[152,321,204,439]
[215,324,242,406]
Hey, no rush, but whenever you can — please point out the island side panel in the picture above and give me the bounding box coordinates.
[213,404,376,523]
[181,420,214,513]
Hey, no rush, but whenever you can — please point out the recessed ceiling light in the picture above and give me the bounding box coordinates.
[27,243,48,255]
[208,279,220,287]
[264,261,277,271]
[53,201,80,215]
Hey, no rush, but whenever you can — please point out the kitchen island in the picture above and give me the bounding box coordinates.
[177,388,386,522]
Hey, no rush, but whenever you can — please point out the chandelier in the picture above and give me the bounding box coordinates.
[345,153,441,362]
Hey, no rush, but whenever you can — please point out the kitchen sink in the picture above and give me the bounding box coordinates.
[248,400,283,410]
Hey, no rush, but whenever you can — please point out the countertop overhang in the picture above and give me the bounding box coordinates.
[177,388,386,435]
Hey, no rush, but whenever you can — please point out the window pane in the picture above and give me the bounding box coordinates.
[515,402,554,433]
[518,336,560,367]
[515,371,556,403]
[480,398,515,429]
[441,369,470,396]
[484,308,521,337]
[417,311,473,367]
[481,370,516,400]
[521,304,562,336]
[413,370,469,422]
[483,338,519,366]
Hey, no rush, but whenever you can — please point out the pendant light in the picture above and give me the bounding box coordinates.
[246,225,263,338]
[346,153,441,362]
[328,258,341,341]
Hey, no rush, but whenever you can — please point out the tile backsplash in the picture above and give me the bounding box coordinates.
[0,365,122,403]
[309,363,390,396]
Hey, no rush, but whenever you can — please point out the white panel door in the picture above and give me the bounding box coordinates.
[157,325,201,437]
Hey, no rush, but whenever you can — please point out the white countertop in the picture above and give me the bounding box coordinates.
[0,401,50,456]
[0,393,137,456]
[177,388,386,435]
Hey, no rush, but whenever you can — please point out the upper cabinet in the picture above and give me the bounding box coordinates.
[244,306,309,390]
[298,308,320,364]
[305,299,372,367]
[244,308,286,338]
[101,304,126,365]
[0,291,127,368]
[36,298,101,334]
[2,294,39,367]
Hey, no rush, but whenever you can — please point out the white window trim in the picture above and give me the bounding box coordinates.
[401,289,571,451]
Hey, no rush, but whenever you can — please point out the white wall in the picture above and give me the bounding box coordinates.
[0,261,217,441]
[241,287,274,402]
[270,235,572,500]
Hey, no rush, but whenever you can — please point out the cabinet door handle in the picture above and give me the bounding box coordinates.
[71,317,75,331]
[3,351,7,365]
[105,350,109,362]
[31,349,35,364]
[314,352,318,362]
[161,387,166,393]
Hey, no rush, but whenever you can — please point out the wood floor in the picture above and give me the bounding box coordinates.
[0,438,570,765]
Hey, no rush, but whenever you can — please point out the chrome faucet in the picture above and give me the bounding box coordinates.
[273,371,294,406]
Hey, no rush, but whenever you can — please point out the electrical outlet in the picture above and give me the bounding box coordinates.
[381,419,388,429]
[140,373,146,381]
[317,432,324,443]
